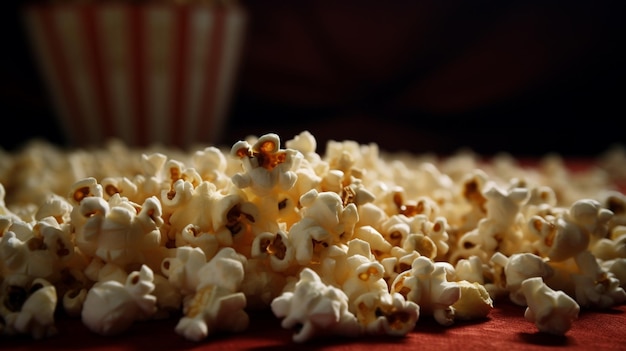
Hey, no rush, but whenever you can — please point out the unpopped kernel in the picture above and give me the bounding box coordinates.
[0,131,625,342]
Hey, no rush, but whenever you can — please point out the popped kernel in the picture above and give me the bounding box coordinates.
[490,252,554,306]
[354,291,419,336]
[1,277,58,339]
[174,247,248,341]
[81,265,157,336]
[391,256,461,326]
[271,267,360,343]
[452,280,493,320]
[230,133,301,197]
[521,277,579,335]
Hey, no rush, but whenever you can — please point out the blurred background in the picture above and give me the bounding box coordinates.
[2,0,625,157]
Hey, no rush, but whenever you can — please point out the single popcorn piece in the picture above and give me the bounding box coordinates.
[251,230,296,272]
[568,199,613,240]
[452,280,493,320]
[271,267,361,343]
[353,291,420,336]
[454,255,486,284]
[455,169,490,234]
[174,247,249,341]
[591,227,626,260]
[101,176,139,203]
[175,285,249,342]
[530,199,614,262]
[167,181,239,234]
[77,194,164,270]
[529,215,588,263]
[571,250,626,309]
[341,249,388,304]
[34,193,73,225]
[391,256,461,326]
[456,183,528,262]
[0,215,79,284]
[521,277,580,335]
[191,146,232,190]
[2,278,58,340]
[381,250,421,285]
[490,252,554,306]
[230,133,301,197]
[289,189,359,265]
[602,258,626,289]
[81,265,157,336]
[353,225,393,259]
[161,246,208,295]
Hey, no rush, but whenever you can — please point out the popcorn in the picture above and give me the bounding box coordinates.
[602,258,626,288]
[391,256,461,326]
[173,247,249,341]
[521,277,580,335]
[456,169,490,234]
[0,131,624,345]
[454,255,486,284]
[490,252,554,306]
[271,268,360,343]
[341,251,387,303]
[422,217,450,260]
[61,278,88,318]
[455,183,528,262]
[600,191,626,228]
[0,217,76,283]
[240,257,289,309]
[175,285,248,342]
[403,233,437,260]
[353,291,420,336]
[1,278,58,339]
[285,131,324,173]
[251,230,295,272]
[230,133,301,197]
[161,246,207,296]
[33,193,72,225]
[77,194,164,270]
[571,250,626,308]
[191,146,231,191]
[289,189,359,265]
[591,227,626,260]
[353,225,393,259]
[151,273,182,320]
[81,265,157,336]
[165,180,255,253]
[452,280,493,320]
[529,213,589,262]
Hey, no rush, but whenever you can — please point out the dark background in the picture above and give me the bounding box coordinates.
[2,0,625,157]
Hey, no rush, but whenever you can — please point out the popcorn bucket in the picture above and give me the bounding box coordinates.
[23,1,247,149]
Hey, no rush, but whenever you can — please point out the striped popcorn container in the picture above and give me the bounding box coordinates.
[23,1,247,149]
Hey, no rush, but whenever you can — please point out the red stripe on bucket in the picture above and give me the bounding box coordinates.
[81,4,114,142]
[39,5,87,147]
[197,6,225,143]
[171,5,189,148]
[130,5,147,147]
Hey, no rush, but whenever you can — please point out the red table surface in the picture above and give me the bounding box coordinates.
[2,298,625,351]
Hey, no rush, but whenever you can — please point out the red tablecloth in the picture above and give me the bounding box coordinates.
[3,299,625,351]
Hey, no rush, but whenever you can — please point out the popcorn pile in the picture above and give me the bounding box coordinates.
[1,131,625,342]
